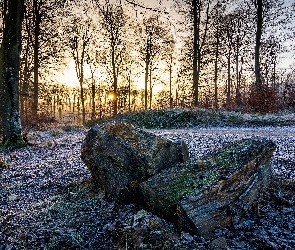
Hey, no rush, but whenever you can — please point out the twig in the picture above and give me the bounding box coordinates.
[125,0,169,14]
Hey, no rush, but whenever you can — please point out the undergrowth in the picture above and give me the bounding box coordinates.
[86,108,295,129]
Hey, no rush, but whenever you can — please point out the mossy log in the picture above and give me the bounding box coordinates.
[139,139,276,238]
[81,122,189,201]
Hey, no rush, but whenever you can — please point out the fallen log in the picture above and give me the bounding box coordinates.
[139,139,276,237]
[81,122,189,202]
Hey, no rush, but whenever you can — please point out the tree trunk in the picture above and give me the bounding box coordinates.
[128,68,131,112]
[144,35,151,110]
[235,26,242,106]
[192,0,209,107]
[111,42,118,115]
[192,0,200,107]
[272,53,276,89]
[169,54,173,108]
[225,22,233,108]
[149,64,152,109]
[213,25,219,109]
[79,76,85,124]
[72,34,87,125]
[20,38,30,124]
[140,139,275,237]
[32,0,41,119]
[80,41,86,124]
[255,0,263,89]
[0,0,26,148]
[226,30,231,107]
[91,71,96,119]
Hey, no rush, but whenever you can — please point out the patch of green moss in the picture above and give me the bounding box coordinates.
[163,171,197,205]
[214,149,237,168]
[2,134,27,149]
[159,167,220,208]
[210,142,254,174]
[156,144,253,210]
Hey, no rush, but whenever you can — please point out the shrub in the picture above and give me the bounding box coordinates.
[247,84,278,113]
[21,110,57,129]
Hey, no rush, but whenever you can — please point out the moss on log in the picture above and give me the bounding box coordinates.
[81,122,189,201]
[139,139,276,237]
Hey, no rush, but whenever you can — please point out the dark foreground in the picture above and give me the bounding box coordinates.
[0,126,294,249]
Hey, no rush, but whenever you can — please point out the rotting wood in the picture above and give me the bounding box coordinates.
[139,139,276,238]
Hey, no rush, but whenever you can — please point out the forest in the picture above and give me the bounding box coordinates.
[1,0,295,135]
[0,0,295,249]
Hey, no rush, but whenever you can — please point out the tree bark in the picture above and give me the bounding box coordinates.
[272,52,276,89]
[72,31,88,125]
[91,70,96,119]
[255,0,263,89]
[128,68,131,112]
[226,29,231,107]
[149,63,152,109]
[169,54,173,108]
[235,16,243,107]
[0,0,26,148]
[79,40,86,124]
[192,0,200,107]
[144,34,151,110]
[32,0,41,118]
[20,38,30,124]
[111,41,118,115]
[235,31,241,106]
[192,0,209,107]
[213,25,219,109]
[140,139,275,237]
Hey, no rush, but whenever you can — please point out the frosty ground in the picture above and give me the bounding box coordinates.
[0,122,294,249]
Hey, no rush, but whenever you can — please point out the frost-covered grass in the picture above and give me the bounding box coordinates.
[0,112,295,249]
[87,108,295,129]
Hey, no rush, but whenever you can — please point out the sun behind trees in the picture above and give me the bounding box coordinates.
[0,0,294,130]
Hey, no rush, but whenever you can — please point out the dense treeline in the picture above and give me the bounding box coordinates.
[1,0,295,128]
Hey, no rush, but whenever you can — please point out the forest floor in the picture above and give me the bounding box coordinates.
[0,114,295,249]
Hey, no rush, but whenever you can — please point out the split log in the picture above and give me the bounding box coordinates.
[139,139,276,238]
[81,122,189,201]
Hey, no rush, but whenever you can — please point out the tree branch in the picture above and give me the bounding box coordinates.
[125,0,168,14]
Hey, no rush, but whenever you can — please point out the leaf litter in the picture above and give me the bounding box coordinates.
[0,125,294,249]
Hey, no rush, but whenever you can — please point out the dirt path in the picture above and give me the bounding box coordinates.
[147,125,295,137]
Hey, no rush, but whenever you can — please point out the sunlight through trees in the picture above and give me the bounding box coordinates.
[0,0,294,128]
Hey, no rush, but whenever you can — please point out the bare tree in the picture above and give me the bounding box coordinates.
[69,17,92,124]
[172,0,211,107]
[192,0,210,107]
[223,13,235,107]
[23,0,61,119]
[135,15,173,110]
[254,0,263,88]
[60,0,98,124]
[98,2,127,115]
